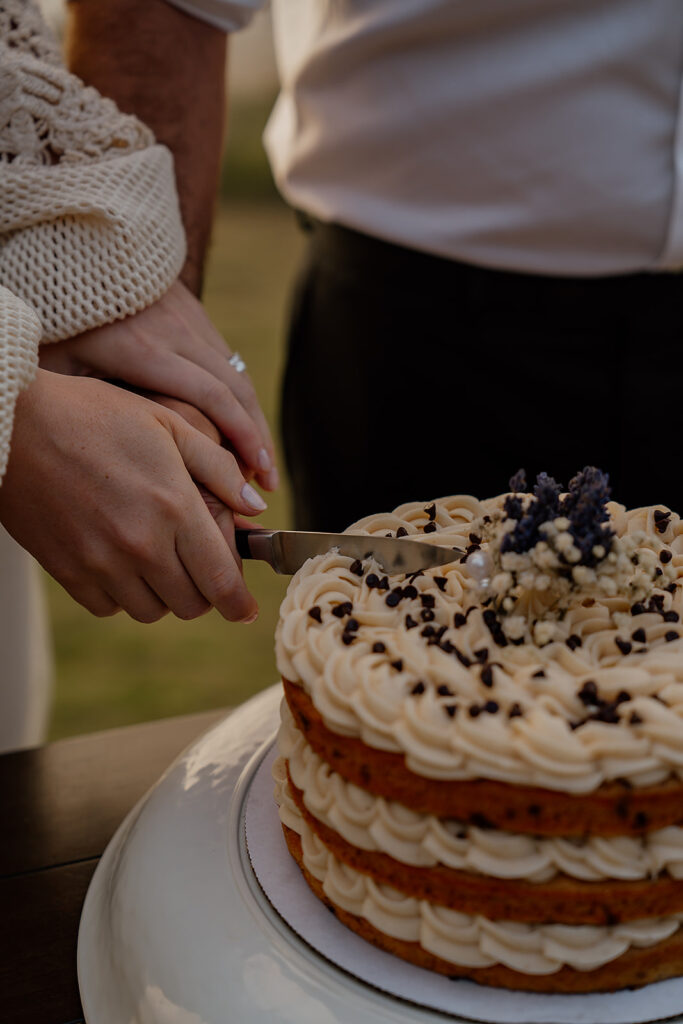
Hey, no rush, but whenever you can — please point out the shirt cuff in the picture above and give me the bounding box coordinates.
[162,0,264,32]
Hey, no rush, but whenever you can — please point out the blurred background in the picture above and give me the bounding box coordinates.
[40,5,303,739]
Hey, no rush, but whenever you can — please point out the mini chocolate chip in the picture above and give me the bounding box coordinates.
[667,582,678,594]
[454,647,472,668]
[480,665,494,687]
[366,573,380,589]
[566,634,582,651]
[421,625,435,638]
[402,584,418,600]
[474,648,489,664]
[396,526,408,538]
[308,606,322,623]
[656,567,663,577]
[444,703,458,717]
[421,608,435,622]
[615,638,632,655]
[423,522,437,534]
[532,669,546,678]
[631,628,646,644]
[385,590,402,608]
[332,601,353,618]
[420,593,436,609]
[666,631,679,642]
[341,634,355,645]
[655,521,668,534]
[660,549,673,564]
[439,639,456,654]
[649,594,666,612]
[349,559,364,576]
[484,700,499,714]
[434,577,448,592]
[425,503,437,521]
[468,704,481,718]
[391,659,403,671]
[411,681,425,695]
[405,614,418,630]
[372,641,386,653]
[578,680,599,705]
[630,602,646,616]
[437,684,453,697]
[629,711,644,724]
[469,533,482,545]
[616,690,631,705]
[454,613,467,628]
[385,532,393,538]
[508,703,523,718]
[345,618,359,632]
[654,509,670,522]
[664,610,680,623]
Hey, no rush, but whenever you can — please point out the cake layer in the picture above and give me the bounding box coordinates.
[285,678,683,836]
[283,826,683,994]
[283,763,683,925]
[275,497,683,796]
[280,698,683,882]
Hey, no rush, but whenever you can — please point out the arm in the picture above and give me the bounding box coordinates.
[65,0,228,297]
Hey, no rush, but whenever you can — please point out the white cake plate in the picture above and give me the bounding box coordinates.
[78,686,683,1024]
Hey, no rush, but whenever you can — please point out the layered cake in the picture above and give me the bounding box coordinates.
[273,469,683,992]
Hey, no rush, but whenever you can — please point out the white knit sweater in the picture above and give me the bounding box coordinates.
[0,0,187,482]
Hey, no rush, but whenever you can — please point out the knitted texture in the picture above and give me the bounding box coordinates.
[0,0,187,340]
[0,285,39,482]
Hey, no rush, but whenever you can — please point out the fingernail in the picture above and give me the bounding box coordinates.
[241,609,259,624]
[267,466,280,490]
[258,447,271,472]
[241,482,267,512]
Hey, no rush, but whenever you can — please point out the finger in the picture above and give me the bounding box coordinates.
[169,415,268,518]
[196,484,241,561]
[174,497,258,623]
[144,558,212,621]
[59,580,120,618]
[106,577,169,624]
[144,394,222,444]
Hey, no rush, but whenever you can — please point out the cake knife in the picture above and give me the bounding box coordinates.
[235,528,460,575]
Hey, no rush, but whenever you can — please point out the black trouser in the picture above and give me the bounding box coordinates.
[281,218,683,532]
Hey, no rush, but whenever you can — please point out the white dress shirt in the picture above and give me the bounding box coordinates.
[167,0,683,276]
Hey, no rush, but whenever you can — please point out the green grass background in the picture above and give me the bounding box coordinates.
[47,98,305,740]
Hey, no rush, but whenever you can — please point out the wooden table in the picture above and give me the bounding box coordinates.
[0,709,228,1024]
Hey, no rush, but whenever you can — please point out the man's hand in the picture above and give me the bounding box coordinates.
[39,279,278,492]
[0,370,267,623]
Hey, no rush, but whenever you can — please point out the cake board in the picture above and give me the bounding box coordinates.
[77,685,683,1024]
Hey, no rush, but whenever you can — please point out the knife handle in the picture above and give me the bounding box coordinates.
[235,528,276,565]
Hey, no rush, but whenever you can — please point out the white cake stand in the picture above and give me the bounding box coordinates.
[77,685,683,1024]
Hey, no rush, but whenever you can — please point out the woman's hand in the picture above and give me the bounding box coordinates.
[38,279,279,492]
[0,370,267,623]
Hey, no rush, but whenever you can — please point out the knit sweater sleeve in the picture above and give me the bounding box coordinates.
[0,0,187,342]
[0,284,39,483]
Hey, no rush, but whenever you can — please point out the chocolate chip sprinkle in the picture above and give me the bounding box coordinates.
[421,625,435,638]
[660,549,673,564]
[615,638,632,655]
[532,669,546,678]
[396,526,408,538]
[434,577,448,592]
[454,647,472,668]
[405,614,418,630]
[437,684,453,696]
[508,703,523,718]
[372,641,386,653]
[566,634,582,651]
[410,681,425,695]
[332,601,353,618]
[341,634,355,645]
[423,522,437,534]
[480,665,494,688]
[631,628,646,644]
[474,648,489,664]
[420,593,436,609]
[630,602,646,616]
[663,610,680,623]
[454,613,467,628]
[308,606,322,623]
[444,703,458,717]
[391,659,403,671]
[345,618,359,632]
[402,584,418,600]
[484,700,499,714]
[385,590,402,608]
[365,573,380,589]
[349,559,364,576]
[629,711,644,725]
[578,680,599,706]
[425,503,437,521]
[468,704,481,718]
[666,631,679,642]
[421,608,435,622]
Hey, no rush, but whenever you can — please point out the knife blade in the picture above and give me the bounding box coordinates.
[235,528,461,576]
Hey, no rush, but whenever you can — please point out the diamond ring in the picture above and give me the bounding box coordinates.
[228,351,247,374]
